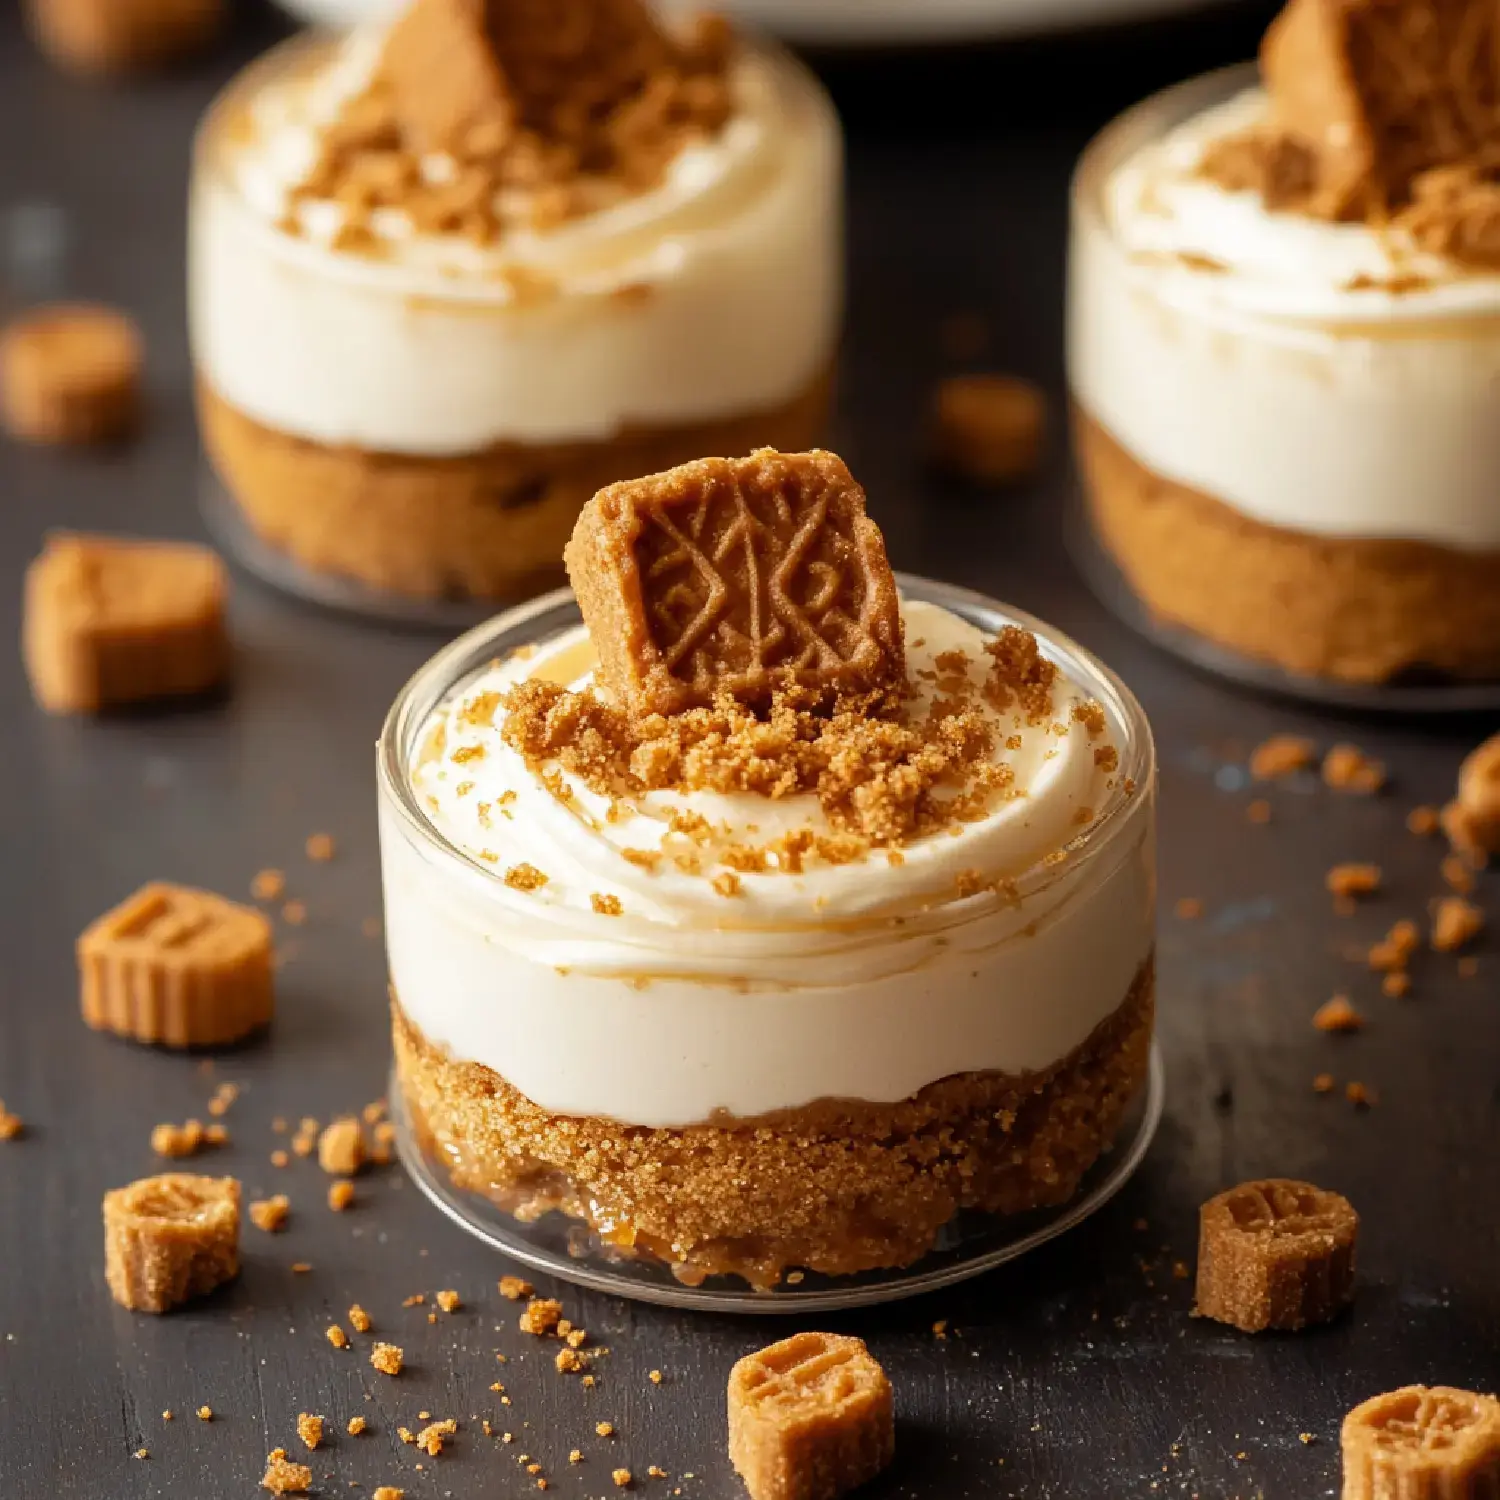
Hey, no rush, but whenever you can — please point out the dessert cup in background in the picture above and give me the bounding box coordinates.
[1068,63,1500,698]
[377,572,1156,1297]
[188,5,841,613]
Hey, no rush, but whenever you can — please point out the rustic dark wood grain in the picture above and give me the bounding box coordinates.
[1,2,1496,1496]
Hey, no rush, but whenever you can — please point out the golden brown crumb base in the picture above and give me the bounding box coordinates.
[198,373,831,602]
[392,959,1153,1288]
[1075,407,1500,684]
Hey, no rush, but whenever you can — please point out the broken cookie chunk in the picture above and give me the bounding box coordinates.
[728,1332,894,1500]
[104,1173,240,1313]
[566,450,904,718]
[1341,1385,1500,1500]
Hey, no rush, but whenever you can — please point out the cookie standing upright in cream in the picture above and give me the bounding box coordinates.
[1069,0,1500,686]
[189,0,841,602]
[377,449,1156,1289]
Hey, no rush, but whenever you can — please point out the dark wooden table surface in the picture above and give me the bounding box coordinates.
[3,3,1497,1496]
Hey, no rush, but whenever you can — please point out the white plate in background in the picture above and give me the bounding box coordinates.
[276,0,1226,41]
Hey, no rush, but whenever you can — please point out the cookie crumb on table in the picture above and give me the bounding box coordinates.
[1326,863,1380,899]
[1,303,140,444]
[296,1413,323,1451]
[327,1180,355,1212]
[370,1342,404,1376]
[104,1173,240,1314]
[1341,1386,1500,1500]
[0,1102,25,1141]
[1432,896,1484,952]
[326,1324,348,1350]
[261,1448,311,1495]
[1322,744,1385,794]
[1249,735,1315,780]
[318,1117,365,1176]
[1312,996,1364,1034]
[249,1195,290,1234]
[930,373,1047,485]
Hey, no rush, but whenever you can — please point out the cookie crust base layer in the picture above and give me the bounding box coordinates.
[1074,407,1500,685]
[198,372,832,603]
[392,958,1153,1288]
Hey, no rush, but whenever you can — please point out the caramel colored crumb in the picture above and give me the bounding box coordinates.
[498,1275,533,1301]
[151,1120,212,1158]
[1326,863,1380,899]
[591,892,624,916]
[1346,1081,1376,1108]
[318,1117,365,1176]
[597,1422,615,1438]
[1323,744,1385,794]
[1249,735,1315,780]
[505,864,550,892]
[104,1173,241,1314]
[0,1101,22,1140]
[1313,996,1364,1034]
[328,1180,355,1213]
[296,1413,324,1451]
[1368,919,1421,973]
[1407,805,1440,837]
[291,1261,312,1274]
[1314,1073,1335,1094]
[348,1416,368,1436]
[251,869,286,902]
[556,1348,585,1374]
[261,1449,312,1494]
[1174,897,1203,921]
[1246,799,1272,824]
[270,1149,290,1169]
[305,833,335,862]
[436,1289,461,1312]
[931,373,1047,485]
[249,1195,290,1233]
[613,1470,633,1488]
[370,1342,404,1376]
[1442,855,1477,895]
[349,1304,372,1332]
[1,304,142,446]
[520,1297,563,1335]
[373,1489,404,1500]
[1341,1386,1500,1500]
[327,1324,349,1349]
[198,1406,213,1421]
[416,1418,456,1456]
[1432,896,1484,952]
[1382,972,1412,998]
[649,1369,663,1384]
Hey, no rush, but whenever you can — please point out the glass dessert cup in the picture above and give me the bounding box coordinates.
[1067,64,1500,713]
[377,576,1160,1310]
[189,31,841,628]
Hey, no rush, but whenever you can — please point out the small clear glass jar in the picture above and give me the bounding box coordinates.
[1068,64,1500,712]
[376,577,1160,1310]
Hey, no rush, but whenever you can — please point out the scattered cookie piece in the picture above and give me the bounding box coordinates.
[318,1117,366,1176]
[0,1100,23,1140]
[1452,733,1500,854]
[436,1289,461,1313]
[104,1173,240,1314]
[372,1489,403,1500]
[728,1332,895,1500]
[1174,897,1203,921]
[327,1180,355,1212]
[349,1303,372,1332]
[1432,896,1484,953]
[1313,996,1364,1034]
[371,1342,404,1376]
[519,1298,563,1336]
[1249,734,1315,780]
[1195,1178,1357,1333]
[327,1325,348,1350]
[261,1448,311,1495]
[1,304,140,444]
[78,882,273,1048]
[565,449,904,719]
[24,533,230,715]
[930,373,1046,485]
[1408,805,1441,836]
[1326,863,1380,899]
[348,1416,368,1436]
[296,1413,324,1452]
[1368,919,1421,973]
[1341,1386,1500,1500]
[1323,743,1385,794]
[25,0,223,74]
[498,1275,533,1301]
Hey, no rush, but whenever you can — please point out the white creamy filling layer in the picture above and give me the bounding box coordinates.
[382,599,1154,1125]
[189,28,842,451]
[1069,86,1500,550]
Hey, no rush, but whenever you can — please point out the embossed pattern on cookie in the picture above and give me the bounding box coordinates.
[727,1331,894,1500]
[566,450,904,718]
[78,882,274,1049]
[1341,1385,1500,1500]
[1196,1177,1358,1332]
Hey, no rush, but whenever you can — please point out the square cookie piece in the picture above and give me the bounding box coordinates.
[23,533,229,714]
[566,449,904,718]
[78,882,274,1048]
[728,1332,894,1500]
[104,1173,240,1313]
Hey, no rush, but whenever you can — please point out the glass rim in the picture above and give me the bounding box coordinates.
[376,574,1156,932]
[191,25,830,306]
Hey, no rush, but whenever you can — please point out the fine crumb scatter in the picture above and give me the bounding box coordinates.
[370,1342,404,1376]
[1249,735,1315,780]
[1313,996,1365,1034]
[327,1324,349,1350]
[249,1195,290,1233]
[296,1413,324,1451]
[499,1275,533,1301]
